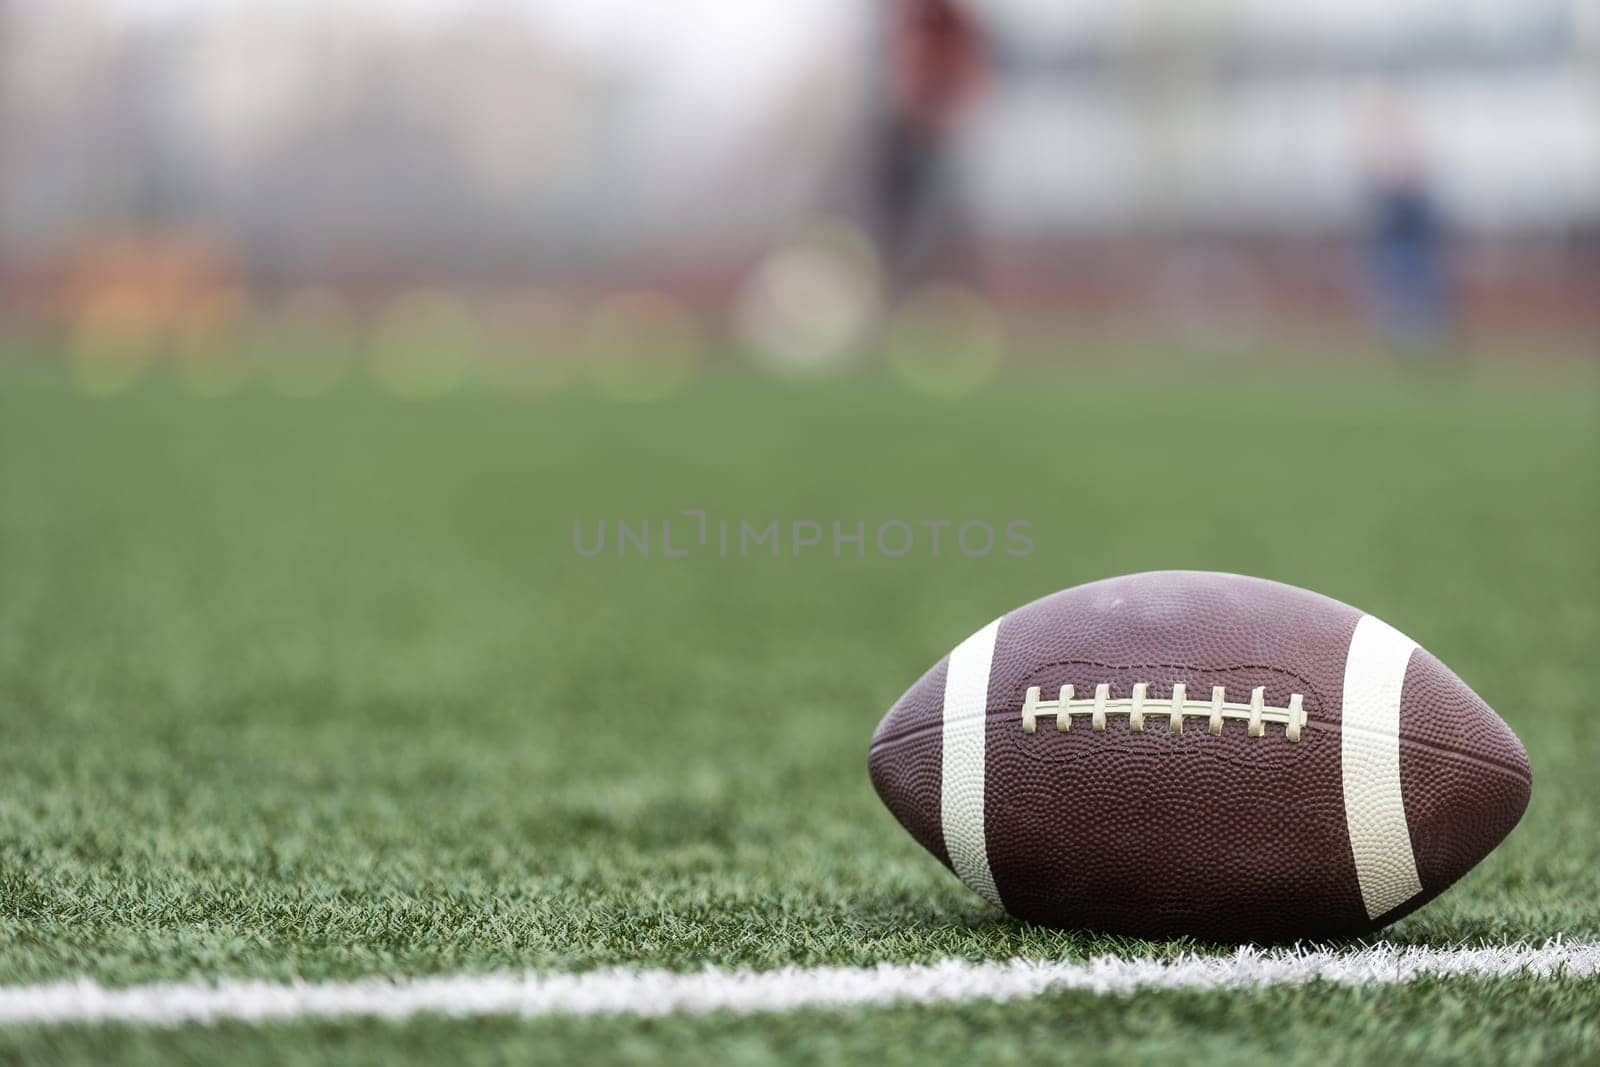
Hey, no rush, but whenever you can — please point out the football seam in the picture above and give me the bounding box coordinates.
[867,712,1532,783]
[870,659,1320,751]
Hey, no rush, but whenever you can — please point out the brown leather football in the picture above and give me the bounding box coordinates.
[869,571,1531,942]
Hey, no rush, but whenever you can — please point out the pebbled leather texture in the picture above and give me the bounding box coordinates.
[869,658,952,869]
[868,571,1532,943]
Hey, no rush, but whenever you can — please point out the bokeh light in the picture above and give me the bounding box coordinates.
[884,284,1006,398]
[69,287,162,396]
[735,220,883,378]
[368,290,478,400]
[583,292,704,403]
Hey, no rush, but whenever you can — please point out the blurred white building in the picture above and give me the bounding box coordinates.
[970,0,1599,234]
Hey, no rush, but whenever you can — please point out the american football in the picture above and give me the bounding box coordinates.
[869,571,1532,943]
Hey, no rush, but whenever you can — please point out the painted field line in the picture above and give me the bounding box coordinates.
[1,941,1596,1029]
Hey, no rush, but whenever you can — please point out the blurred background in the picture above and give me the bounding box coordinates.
[0,0,1596,390]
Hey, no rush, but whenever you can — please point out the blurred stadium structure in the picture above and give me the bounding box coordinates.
[0,0,1596,373]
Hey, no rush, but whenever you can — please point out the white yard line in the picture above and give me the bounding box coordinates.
[1,941,1596,1029]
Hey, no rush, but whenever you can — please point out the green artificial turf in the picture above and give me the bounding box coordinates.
[0,352,1596,1062]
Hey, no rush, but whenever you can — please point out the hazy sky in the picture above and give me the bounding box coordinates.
[5,0,1594,237]
[51,0,1585,39]
[52,0,862,91]
[23,0,1592,80]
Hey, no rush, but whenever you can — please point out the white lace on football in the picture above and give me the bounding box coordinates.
[1020,684,1306,741]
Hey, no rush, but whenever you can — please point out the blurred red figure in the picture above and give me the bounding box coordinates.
[876,0,989,294]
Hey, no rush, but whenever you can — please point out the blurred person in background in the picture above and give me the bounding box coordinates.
[1357,88,1453,354]
[874,0,989,298]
